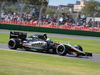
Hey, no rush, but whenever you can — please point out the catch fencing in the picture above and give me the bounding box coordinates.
[0,2,100,32]
[1,19,100,32]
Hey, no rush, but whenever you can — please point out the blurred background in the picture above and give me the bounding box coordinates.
[0,0,100,32]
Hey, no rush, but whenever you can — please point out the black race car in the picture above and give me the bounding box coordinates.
[8,31,92,57]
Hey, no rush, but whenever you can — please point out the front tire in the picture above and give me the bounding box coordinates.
[74,45,83,57]
[56,45,67,56]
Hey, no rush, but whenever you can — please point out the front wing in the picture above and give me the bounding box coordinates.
[66,44,92,57]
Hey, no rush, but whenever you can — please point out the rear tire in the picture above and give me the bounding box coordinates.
[8,38,19,49]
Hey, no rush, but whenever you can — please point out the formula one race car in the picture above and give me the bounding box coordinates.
[8,31,92,57]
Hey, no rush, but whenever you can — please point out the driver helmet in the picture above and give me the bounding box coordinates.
[43,33,47,36]
[43,33,47,39]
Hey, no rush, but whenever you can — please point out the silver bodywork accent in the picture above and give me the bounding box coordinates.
[23,41,47,50]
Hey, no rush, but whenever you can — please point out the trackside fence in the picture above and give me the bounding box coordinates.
[1,20,100,32]
[0,2,100,32]
[0,24,100,37]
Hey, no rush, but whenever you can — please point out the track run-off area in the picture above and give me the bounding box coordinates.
[0,29,100,62]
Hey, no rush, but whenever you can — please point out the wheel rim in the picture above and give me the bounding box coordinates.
[57,46,65,54]
[8,40,15,48]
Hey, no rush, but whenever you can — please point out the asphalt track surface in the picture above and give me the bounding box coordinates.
[0,43,100,62]
[0,29,100,62]
[0,29,100,40]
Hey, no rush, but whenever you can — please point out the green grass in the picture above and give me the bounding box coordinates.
[0,32,100,75]
[0,33,9,44]
[0,49,100,75]
[0,33,100,53]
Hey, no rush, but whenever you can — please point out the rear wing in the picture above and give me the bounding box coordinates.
[10,31,27,40]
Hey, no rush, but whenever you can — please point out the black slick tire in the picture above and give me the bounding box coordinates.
[74,45,83,57]
[8,38,19,49]
[56,45,67,56]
